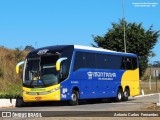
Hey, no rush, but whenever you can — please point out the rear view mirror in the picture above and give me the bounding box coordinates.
[56,57,67,71]
[16,61,25,74]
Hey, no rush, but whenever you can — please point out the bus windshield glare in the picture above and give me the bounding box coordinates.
[24,55,59,87]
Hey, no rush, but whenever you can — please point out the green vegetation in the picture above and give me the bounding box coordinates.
[0,46,27,98]
[92,19,160,77]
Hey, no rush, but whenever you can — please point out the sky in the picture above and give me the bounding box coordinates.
[0,0,159,62]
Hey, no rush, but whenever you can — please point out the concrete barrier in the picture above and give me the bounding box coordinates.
[0,99,24,108]
[0,99,16,107]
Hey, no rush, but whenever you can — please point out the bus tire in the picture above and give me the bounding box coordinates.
[115,88,123,102]
[16,99,31,107]
[16,99,24,107]
[69,90,79,105]
[123,88,130,101]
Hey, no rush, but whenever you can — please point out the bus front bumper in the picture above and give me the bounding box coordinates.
[23,91,60,102]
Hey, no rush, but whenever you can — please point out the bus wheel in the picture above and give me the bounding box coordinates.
[115,88,123,102]
[16,99,31,107]
[69,90,79,105]
[123,88,130,101]
[16,99,24,107]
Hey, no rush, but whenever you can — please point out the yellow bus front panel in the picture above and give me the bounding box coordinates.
[23,84,61,102]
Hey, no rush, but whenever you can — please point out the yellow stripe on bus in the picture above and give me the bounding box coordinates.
[121,68,140,96]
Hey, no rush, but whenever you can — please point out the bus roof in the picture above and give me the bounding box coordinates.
[27,45,137,57]
[74,45,136,56]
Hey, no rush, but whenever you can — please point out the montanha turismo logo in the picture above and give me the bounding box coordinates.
[87,71,116,80]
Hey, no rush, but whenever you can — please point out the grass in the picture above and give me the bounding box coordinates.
[140,80,160,94]
[0,47,26,99]
[0,80,22,99]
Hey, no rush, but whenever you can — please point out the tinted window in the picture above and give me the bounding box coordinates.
[61,50,73,79]
[85,53,96,68]
[73,52,85,71]
[125,57,132,70]
[107,55,123,69]
[73,51,138,71]
[96,54,107,69]
[124,57,138,70]
[121,57,126,69]
[132,57,138,70]
[74,52,96,71]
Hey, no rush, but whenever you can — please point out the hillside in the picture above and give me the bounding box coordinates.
[0,46,28,97]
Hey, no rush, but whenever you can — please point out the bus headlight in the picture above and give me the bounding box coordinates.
[23,91,29,94]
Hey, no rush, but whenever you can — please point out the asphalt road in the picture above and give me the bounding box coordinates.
[0,94,159,111]
[0,94,159,118]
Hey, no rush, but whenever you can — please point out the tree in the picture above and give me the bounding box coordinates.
[24,45,35,51]
[152,61,160,67]
[92,19,160,77]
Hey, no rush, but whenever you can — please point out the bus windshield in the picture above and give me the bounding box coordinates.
[23,55,59,87]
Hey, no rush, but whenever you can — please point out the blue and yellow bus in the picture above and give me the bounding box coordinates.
[16,45,140,105]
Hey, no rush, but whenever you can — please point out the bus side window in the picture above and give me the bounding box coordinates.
[107,55,122,69]
[96,54,107,69]
[120,57,126,69]
[73,52,85,71]
[125,57,132,70]
[132,58,138,70]
[85,53,96,69]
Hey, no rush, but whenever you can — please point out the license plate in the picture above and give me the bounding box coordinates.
[35,97,42,100]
